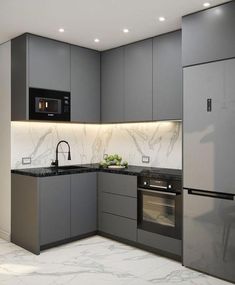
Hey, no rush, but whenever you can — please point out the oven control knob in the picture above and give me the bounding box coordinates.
[168,184,172,189]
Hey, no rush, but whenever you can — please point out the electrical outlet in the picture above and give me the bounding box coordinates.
[22,157,31,165]
[142,156,150,164]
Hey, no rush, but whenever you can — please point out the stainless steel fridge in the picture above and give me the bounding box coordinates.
[183,58,235,283]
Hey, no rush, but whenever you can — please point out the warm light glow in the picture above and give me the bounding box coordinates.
[94,38,100,43]
[58,28,65,33]
[158,17,166,22]
[203,2,211,7]
[123,28,129,33]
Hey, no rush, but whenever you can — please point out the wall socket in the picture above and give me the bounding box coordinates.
[142,156,150,164]
[22,157,31,165]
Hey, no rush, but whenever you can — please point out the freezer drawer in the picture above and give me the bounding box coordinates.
[183,189,235,283]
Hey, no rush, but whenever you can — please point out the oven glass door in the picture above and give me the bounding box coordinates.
[143,192,175,227]
[138,188,181,239]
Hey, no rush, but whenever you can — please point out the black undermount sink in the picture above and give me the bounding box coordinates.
[52,165,86,171]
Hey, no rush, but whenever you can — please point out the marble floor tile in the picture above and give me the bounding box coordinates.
[0,236,232,285]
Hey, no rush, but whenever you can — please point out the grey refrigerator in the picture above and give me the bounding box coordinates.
[183,58,235,283]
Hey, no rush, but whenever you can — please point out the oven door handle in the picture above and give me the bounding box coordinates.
[138,187,177,196]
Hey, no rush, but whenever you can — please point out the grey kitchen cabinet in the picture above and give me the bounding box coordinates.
[101,47,124,123]
[153,31,182,120]
[39,175,70,246]
[28,35,70,91]
[102,192,137,220]
[71,46,100,122]
[182,1,235,67]
[183,58,235,193]
[98,172,137,242]
[100,212,137,242]
[98,172,137,197]
[11,172,98,254]
[70,173,97,237]
[124,39,153,122]
[137,229,182,257]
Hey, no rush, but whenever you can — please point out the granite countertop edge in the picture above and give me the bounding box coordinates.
[11,164,182,178]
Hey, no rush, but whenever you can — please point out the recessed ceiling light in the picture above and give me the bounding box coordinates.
[58,28,65,33]
[158,17,166,22]
[123,28,129,33]
[94,38,100,43]
[203,2,211,7]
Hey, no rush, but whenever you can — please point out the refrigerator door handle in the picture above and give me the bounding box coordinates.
[187,189,234,201]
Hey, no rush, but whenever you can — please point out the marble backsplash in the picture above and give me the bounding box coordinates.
[11,121,182,169]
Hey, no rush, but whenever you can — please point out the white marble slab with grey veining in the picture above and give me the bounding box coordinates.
[0,236,231,285]
[11,121,182,170]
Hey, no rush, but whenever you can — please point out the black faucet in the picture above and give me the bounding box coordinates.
[51,140,71,167]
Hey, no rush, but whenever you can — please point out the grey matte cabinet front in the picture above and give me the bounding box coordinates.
[98,173,137,242]
[153,31,182,120]
[101,47,125,123]
[101,213,137,242]
[39,175,70,245]
[182,1,235,67]
[71,173,97,237]
[124,39,153,121]
[28,35,70,91]
[71,46,100,122]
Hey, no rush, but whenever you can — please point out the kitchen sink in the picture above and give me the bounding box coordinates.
[52,165,86,170]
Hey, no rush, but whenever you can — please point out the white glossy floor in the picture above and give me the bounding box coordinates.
[0,236,232,285]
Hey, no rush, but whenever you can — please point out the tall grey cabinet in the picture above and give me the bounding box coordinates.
[153,31,182,120]
[124,39,153,122]
[71,46,100,122]
[101,47,125,123]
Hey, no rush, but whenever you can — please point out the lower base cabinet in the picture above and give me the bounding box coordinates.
[100,213,137,242]
[11,172,97,254]
[71,173,97,237]
[40,176,70,246]
[137,229,182,257]
[98,172,137,242]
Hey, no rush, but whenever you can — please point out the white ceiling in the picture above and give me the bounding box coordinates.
[0,0,230,51]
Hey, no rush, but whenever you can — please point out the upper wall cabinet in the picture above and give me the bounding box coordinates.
[101,47,124,123]
[124,39,153,122]
[153,31,182,120]
[28,35,70,91]
[71,46,100,122]
[182,1,235,67]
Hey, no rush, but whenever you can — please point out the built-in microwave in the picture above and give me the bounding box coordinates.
[29,87,70,121]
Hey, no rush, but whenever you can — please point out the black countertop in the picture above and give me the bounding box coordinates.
[11,163,182,178]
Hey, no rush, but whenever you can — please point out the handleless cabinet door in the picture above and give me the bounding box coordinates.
[28,35,70,91]
[153,31,182,120]
[182,1,235,67]
[39,175,70,246]
[71,173,97,237]
[71,46,100,122]
[101,47,124,122]
[124,39,153,122]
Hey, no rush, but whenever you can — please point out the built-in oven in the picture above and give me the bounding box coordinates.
[138,171,182,240]
[29,87,70,121]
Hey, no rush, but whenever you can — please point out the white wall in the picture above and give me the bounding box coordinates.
[12,121,182,170]
[0,41,11,241]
